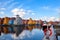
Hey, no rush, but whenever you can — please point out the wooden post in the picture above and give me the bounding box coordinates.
[0,26,1,36]
[56,34,58,40]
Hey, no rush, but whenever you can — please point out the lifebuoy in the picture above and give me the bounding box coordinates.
[44,28,52,36]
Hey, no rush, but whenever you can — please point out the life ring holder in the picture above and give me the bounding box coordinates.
[44,28,52,36]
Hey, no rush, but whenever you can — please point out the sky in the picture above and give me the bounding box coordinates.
[0,0,60,21]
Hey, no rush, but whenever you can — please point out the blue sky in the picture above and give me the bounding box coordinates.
[0,0,60,21]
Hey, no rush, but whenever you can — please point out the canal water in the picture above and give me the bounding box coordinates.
[0,28,44,40]
[0,28,60,40]
[58,36,60,40]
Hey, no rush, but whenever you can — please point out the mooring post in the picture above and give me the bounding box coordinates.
[0,26,1,36]
[0,32,1,36]
[55,31,58,40]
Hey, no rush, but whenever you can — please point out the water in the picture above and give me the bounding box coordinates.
[58,36,60,40]
[0,28,44,40]
[0,28,60,40]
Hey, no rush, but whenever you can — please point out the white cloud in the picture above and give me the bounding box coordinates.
[55,8,60,13]
[0,11,7,18]
[11,8,26,17]
[40,16,48,21]
[1,0,14,7]
[40,16,60,22]
[49,17,56,21]
[17,3,24,8]
[0,11,4,14]
[42,6,49,10]
[41,6,57,11]
[7,2,18,9]
[0,8,6,10]
[27,10,32,13]
[31,13,35,15]
[11,8,35,18]
[56,18,60,21]
[27,10,35,15]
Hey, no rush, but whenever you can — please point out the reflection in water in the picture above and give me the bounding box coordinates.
[0,28,60,40]
[0,28,44,40]
[58,36,60,40]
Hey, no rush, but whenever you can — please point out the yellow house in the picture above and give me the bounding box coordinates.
[28,18,36,31]
[3,17,9,25]
[3,17,9,34]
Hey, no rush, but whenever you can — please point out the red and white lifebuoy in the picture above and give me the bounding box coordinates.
[44,28,52,36]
